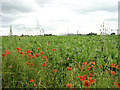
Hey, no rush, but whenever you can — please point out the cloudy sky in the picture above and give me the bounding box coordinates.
[0,0,119,36]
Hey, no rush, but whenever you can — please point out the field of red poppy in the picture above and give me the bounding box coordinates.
[1,35,120,88]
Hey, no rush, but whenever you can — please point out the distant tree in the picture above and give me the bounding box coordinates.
[9,25,13,36]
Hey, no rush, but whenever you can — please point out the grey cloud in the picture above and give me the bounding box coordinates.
[35,0,54,7]
[105,18,118,21]
[2,2,34,14]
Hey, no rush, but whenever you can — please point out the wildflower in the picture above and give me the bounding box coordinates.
[25,52,27,55]
[37,48,40,50]
[16,48,20,50]
[89,73,92,77]
[100,65,102,68]
[30,79,34,82]
[26,62,29,65]
[32,56,34,59]
[67,67,71,71]
[90,65,93,68]
[31,63,34,66]
[77,76,81,78]
[114,82,120,88]
[40,52,43,54]
[52,49,56,51]
[28,54,31,57]
[80,76,86,81]
[28,57,31,59]
[88,77,96,84]
[5,49,10,54]
[67,57,69,60]
[84,75,87,78]
[87,67,91,71]
[33,83,36,87]
[53,69,57,72]
[20,52,23,54]
[9,65,12,68]
[111,71,115,75]
[110,63,116,68]
[82,62,87,65]
[35,54,39,57]
[116,65,120,70]
[43,56,47,58]
[60,60,63,62]
[66,84,71,88]
[1,54,6,57]
[105,70,108,73]
[48,42,50,44]
[83,80,90,88]
[82,65,84,67]
[27,50,31,53]
[92,62,95,65]
[45,58,47,61]
[42,61,46,67]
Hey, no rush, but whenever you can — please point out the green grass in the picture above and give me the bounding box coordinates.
[2,35,120,88]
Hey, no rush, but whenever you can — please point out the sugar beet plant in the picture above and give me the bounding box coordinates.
[2,35,120,88]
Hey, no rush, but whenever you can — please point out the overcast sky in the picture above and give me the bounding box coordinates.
[0,0,119,35]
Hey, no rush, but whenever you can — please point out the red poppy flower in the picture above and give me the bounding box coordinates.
[67,67,71,71]
[87,67,91,71]
[116,65,120,70]
[53,69,57,72]
[110,63,116,68]
[27,50,31,53]
[28,54,31,57]
[31,63,34,66]
[80,68,83,71]
[48,42,50,44]
[80,76,86,81]
[26,62,29,65]
[77,76,81,78]
[42,61,46,67]
[35,54,39,57]
[5,49,10,54]
[33,83,36,87]
[37,48,40,50]
[30,79,34,82]
[16,48,20,50]
[92,62,95,65]
[17,50,19,53]
[32,56,35,59]
[90,65,93,68]
[52,49,56,51]
[114,82,120,88]
[105,70,108,73]
[88,77,96,84]
[1,54,6,57]
[19,48,22,50]
[25,52,27,55]
[82,62,87,65]
[20,52,23,54]
[28,57,31,59]
[89,73,92,77]
[42,63,46,67]
[66,84,71,88]
[100,65,102,68]
[111,71,115,75]
[40,52,43,54]
[43,56,47,58]
[83,80,90,88]
[84,75,87,78]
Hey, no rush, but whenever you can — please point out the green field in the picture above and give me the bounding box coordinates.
[1,35,120,88]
